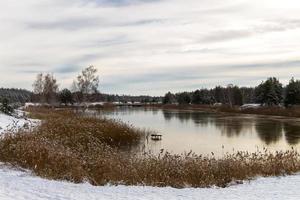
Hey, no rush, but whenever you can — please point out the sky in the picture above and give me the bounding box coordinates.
[0,0,300,95]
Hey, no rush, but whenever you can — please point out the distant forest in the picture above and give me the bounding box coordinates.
[0,88,161,105]
[0,88,32,103]
[3,76,300,108]
[163,77,300,107]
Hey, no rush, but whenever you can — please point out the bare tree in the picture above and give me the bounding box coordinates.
[225,84,234,108]
[33,73,44,94]
[32,73,59,104]
[70,80,79,93]
[43,74,59,104]
[76,65,99,101]
[77,65,99,94]
[71,80,83,103]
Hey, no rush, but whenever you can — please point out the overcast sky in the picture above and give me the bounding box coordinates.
[1,0,300,95]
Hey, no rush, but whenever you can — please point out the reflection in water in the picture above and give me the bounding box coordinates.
[255,121,283,145]
[96,108,300,155]
[215,118,245,137]
[162,110,300,146]
[162,110,214,127]
[283,123,300,145]
[162,111,173,121]
[163,111,251,137]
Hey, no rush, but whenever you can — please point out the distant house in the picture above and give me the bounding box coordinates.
[24,103,43,108]
[213,103,223,107]
[240,104,261,110]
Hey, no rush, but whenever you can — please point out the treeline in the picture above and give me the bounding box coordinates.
[31,92,162,104]
[0,88,32,103]
[83,94,162,104]
[163,77,300,107]
[4,68,300,108]
[30,66,162,105]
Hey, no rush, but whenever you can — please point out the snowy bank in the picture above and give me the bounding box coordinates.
[0,112,39,135]
[0,165,299,200]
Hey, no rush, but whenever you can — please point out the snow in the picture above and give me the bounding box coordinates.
[240,104,262,110]
[0,112,300,199]
[0,165,299,200]
[0,112,39,135]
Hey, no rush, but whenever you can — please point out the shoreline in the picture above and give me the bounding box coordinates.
[142,104,300,119]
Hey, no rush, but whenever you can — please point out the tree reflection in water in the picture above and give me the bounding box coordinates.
[162,110,214,127]
[162,110,300,146]
[97,108,300,154]
[214,117,250,137]
[283,123,300,145]
[255,121,283,145]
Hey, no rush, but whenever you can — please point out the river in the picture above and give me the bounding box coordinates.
[92,107,300,156]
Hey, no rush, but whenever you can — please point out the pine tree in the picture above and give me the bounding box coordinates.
[285,78,300,106]
[0,98,14,115]
[59,89,73,105]
[255,77,283,106]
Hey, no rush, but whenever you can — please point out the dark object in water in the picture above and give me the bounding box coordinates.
[151,134,162,141]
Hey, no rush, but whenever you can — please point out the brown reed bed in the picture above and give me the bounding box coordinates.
[0,108,299,188]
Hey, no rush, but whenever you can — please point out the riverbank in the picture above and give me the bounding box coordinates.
[24,102,300,118]
[0,108,300,189]
[146,104,300,118]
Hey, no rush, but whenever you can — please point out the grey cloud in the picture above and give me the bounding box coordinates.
[200,30,253,43]
[79,0,162,7]
[200,19,300,43]
[256,19,300,33]
[93,35,134,47]
[228,60,300,70]
[54,65,82,74]
[27,17,103,31]
[119,19,165,26]
[103,59,300,88]
[27,17,165,31]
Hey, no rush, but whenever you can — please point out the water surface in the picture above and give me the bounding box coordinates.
[94,107,300,156]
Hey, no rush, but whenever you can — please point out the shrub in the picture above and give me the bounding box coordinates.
[0,98,14,115]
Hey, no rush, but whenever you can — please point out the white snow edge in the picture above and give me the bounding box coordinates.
[0,164,299,200]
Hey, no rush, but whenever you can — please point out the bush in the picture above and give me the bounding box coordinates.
[0,98,14,115]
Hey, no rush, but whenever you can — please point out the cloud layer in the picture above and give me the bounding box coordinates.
[1,0,300,95]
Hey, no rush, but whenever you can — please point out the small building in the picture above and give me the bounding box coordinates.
[240,104,261,110]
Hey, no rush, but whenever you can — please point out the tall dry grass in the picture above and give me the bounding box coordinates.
[0,108,300,188]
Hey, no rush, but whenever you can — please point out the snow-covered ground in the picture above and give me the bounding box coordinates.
[0,112,300,200]
[0,164,299,200]
[0,112,39,135]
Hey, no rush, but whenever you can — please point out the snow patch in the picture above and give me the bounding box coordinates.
[0,165,299,200]
[0,111,39,135]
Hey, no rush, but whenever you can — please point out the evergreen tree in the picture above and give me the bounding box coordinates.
[176,92,191,105]
[255,77,283,106]
[0,98,14,115]
[285,78,300,106]
[213,86,224,103]
[163,92,176,104]
[232,86,243,106]
[192,90,202,104]
[59,89,73,105]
